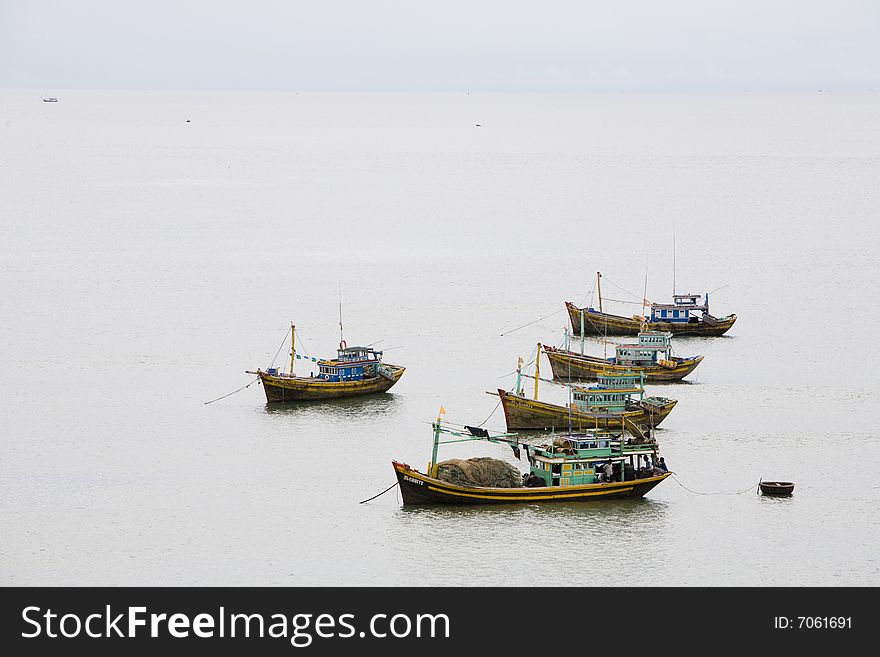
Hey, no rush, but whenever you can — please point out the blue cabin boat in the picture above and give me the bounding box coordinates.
[248,324,405,402]
[566,272,737,336]
[316,346,384,382]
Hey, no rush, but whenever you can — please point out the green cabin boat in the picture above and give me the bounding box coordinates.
[392,419,671,505]
[545,329,704,382]
[494,347,677,434]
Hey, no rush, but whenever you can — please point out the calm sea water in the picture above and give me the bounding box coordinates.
[1,90,878,586]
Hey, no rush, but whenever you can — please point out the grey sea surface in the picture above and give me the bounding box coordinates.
[1,90,878,586]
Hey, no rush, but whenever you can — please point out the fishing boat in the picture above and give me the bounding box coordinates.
[544,328,704,382]
[567,272,736,337]
[392,417,671,505]
[246,323,405,402]
[490,345,677,434]
[42,96,59,102]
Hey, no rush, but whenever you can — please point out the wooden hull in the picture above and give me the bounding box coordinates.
[257,365,404,402]
[495,389,676,432]
[566,302,736,337]
[393,461,670,505]
[759,481,795,496]
[545,346,704,382]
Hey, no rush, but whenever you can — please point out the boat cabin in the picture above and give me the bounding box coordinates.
[527,430,659,486]
[316,346,383,382]
[615,331,674,366]
[571,371,645,412]
[336,346,382,363]
[649,292,709,323]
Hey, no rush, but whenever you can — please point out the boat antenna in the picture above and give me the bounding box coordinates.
[338,282,345,349]
[642,252,649,320]
[597,271,609,359]
[567,380,573,435]
[534,343,541,400]
[672,227,676,297]
[290,322,296,375]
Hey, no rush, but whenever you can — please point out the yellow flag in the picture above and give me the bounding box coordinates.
[439,405,446,415]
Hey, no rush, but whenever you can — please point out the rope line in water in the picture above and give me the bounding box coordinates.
[476,398,503,427]
[203,377,260,405]
[500,308,564,336]
[359,482,398,504]
[496,352,537,379]
[670,473,759,496]
[498,282,593,339]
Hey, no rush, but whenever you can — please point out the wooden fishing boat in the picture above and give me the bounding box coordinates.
[247,323,405,403]
[567,272,736,337]
[392,418,671,505]
[544,329,704,382]
[759,481,795,496]
[490,345,677,434]
[494,387,676,433]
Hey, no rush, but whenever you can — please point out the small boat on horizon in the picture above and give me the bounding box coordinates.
[246,322,405,403]
[759,480,795,496]
[567,272,736,337]
[544,328,704,382]
[392,416,671,505]
[42,96,59,102]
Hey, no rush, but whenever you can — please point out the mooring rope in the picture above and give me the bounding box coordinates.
[500,308,565,337]
[496,352,537,379]
[476,398,503,427]
[203,377,260,405]
[670,473,759,496]
[359,482,399,504]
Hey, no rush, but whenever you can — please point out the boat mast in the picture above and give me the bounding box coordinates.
[579,309,585,354]
[290,322,296,375]
[430,415,442,477]
[516,356,523,395]
[597,271,603,313]
[534,343,541,400]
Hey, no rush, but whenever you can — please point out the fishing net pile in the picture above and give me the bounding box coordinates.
[436,457,523,488]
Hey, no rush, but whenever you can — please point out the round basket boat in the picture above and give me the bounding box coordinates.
[759,481,795,496]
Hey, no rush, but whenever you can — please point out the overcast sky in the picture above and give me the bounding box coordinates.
[1,0,877,91]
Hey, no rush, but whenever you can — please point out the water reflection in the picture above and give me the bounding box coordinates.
[391,497,672,584]
[260,393,403,420]
[396,497,669,523]
[552,377,698,387]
